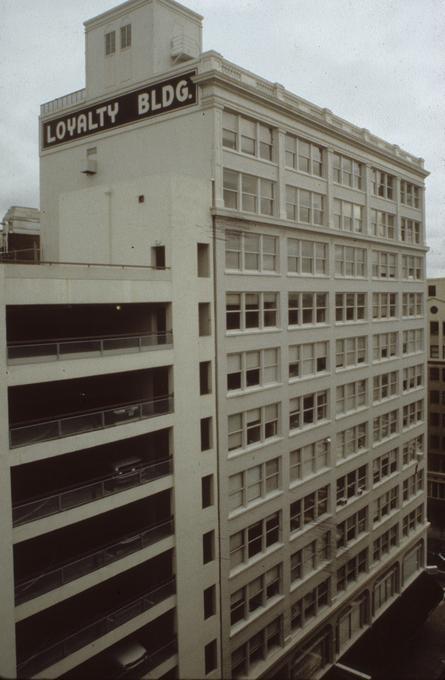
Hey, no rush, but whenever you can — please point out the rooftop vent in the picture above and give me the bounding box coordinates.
[171,35,199,63]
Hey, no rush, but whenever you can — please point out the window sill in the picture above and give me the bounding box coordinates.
[332,181,365,196]
[289,512,332,543]
[289,371,330,384]
[222,146,277,168]
[289,419,330,438]
[287,272,329,278]
[285,165,327,183]
[227,382,282,398]
[289,467,330,490]
[225,269,281,276]
[229,594,284,639]
[289,559,331,594]
[229,542,284,579]
[228,489,283,520]
[335,405,368,420]
[287,323,330,330]
[226,328,281,337]
[228,435,283,460]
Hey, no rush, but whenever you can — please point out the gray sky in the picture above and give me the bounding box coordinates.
[1,0,444,274]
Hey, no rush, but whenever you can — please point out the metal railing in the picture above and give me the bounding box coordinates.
[9,394,174,448]
[8,331,173,363]
[15,517,174,604]
[116,638,178,679]
[17,578,176,678]
[0,247,40,264]
[13,457,173,526]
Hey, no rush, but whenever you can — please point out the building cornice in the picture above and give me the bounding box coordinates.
[84,0,202,30]
[196,52,429,179]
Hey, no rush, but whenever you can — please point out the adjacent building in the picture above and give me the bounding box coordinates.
[427,278,445,552]
[0,0,430,678]
[0,206,40,261]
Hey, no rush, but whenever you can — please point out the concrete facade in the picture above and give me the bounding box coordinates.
[0,0,429,678]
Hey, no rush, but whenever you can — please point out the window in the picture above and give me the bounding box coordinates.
[202,475,214,508]
[336,379,367,415]
[336,466,367,506]
[204,585,216,619]
[402,470,423,502]
[400,180,420,208]
[402,435,423,466]
[152,245,165,268]
[105,30,116,55]
[229,458,280,511]
[198,302,211,336]
[373,448,398,484]
[205,640,217,675]
[337,423,367,459]
[226,292,278,331]
[227,348,279,391]
[203,530,215,564]
[287,238,328,275]
[431,321,439,336]
[228,403,279,452]
[286,186,325,225]
[290,486,329,533]
[373,566,398,612]
[230,512,280,568]
[371,169,394,200]
[289,390,328,431]
[200,361,212,395]
[289,439,329,481]
[223,169,275,215]
[337,549,368,592]
[430,366,440,381]
[230,565,281,626]
[402,400,423,429]
[336,336,367,369]
[373,486,398,523]
[289,341,328,380]
[290,580,330,631]
[372,292,397,320]
[231,618,282,678]
[291,533,330,582]
[373,332,398,361]
[402,255,423,280]
[335,293,366,323]
[120,23,131,49]
[402,505,423,537]
[370,210,395,240]
[225,231,278,272]
[337,508,367,549]
[401,218,421,244]
[288,292,328,325]
[333,153,362,189]
[402,328,423,355]
[333,199,363,233]
[373,525,398,561]
[372,251,397,279]
[402,365,423,392]
[335,246,366,277]
[429,285,437,297]
[201,417,212,451]
[285,134,323,176]
[373,371,398,403]
[197,243,210,277]
[402,292,423,317]
[337,595,368,651]
[223,111,274,160]
[429,480,445,500]
[373,410,398,443]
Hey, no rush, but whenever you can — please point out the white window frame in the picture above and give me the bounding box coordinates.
[373,448,398,484]
[402,292,423,318]
[223,111,274,161]
[333,199,363,233]
[228,458,281,512]
[372,332,398,361]
[225,231,278,272]
[337,423,368,459]
[285,186,325,225]
[226,292,279,332]
[289,390,329,431]
[228,403,279,452]
[333,153,362,189]
[223,169,275,216]
[370,209,395,240]
[402,364,423,392]
[371,169,394,200]
[288,292,328,326]
[401,218,421,244]
[402,254,423,280]
[336,379,367,416]
[227,348,280,392]
[287,238,328,275]
[372,292,397,320]
[336,465,367,506]
[285,134,323,176]
[335,293,366,323]
[290,439,330,482]
[371,251,397,279]
[400,181,420,208]
[335,245,366,277]
[373,371,398,403]
[288,341,328,380]
[336,336,367,370]
[373,409,398,443]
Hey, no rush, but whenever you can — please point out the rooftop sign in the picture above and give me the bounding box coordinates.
[42,71,197,149]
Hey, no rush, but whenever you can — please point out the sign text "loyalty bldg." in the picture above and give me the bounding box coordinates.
[42,72,197,149]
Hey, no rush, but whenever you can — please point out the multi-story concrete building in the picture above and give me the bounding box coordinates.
[0,0,430,678]
[427,278,445,551]
[1,206,40,261]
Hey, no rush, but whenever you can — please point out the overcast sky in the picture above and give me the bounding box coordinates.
[1,0,444,274]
